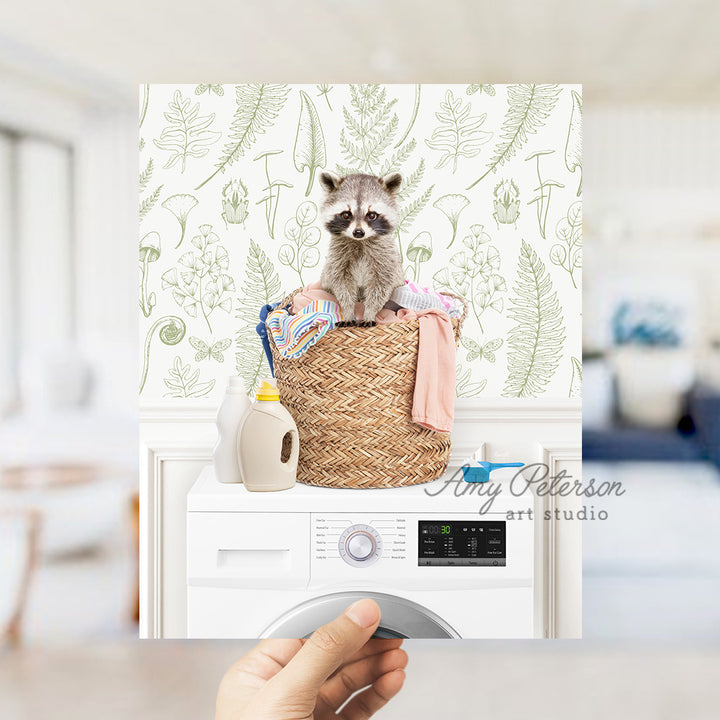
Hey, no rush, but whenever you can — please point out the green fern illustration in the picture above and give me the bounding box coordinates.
[235,239,283,394]
[153,90,221,172]
[565,90,582,196]
[293,90,327,196]
[338,84,398,174]
[467,84,561,189]
[503,240,565,398]
[139,184,163,222]
[569,356,582,398]
[139,157,153,190]
[425,90,492,172]
[197,83,290,190]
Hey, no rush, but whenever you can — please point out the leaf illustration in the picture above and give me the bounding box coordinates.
[236,239,283,394]
[278,201,321,285]
[503,240,565,398]
[163,356,216,398]
[293,90,327,196]
[425,90,492,172]
[338,84,399,174]
[139,157,153,190]
[394,84,421,148]
[197,84,290,189]
[550,201,582,288]
[467,84,561,189]
[456,363,487,398]
[153,90,221,172]
[139,184,163,222]
[569,356,582,398]
[565,90,582,196]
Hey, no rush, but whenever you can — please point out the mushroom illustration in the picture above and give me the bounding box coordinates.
[139,231,161,317]
[162,194,199,249]
[406,231,433,282]
[139,315,187,393]
[433,194,470,249]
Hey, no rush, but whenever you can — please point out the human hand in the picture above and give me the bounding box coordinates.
[215,599,407,719]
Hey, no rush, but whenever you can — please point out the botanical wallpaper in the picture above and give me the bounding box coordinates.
[139,84,582,403]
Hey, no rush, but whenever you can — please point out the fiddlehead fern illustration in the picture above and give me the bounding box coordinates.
[140,315,187,393]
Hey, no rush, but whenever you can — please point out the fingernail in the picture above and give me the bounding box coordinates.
[345,599,380,628]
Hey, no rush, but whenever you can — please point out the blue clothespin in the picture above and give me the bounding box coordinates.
[462,462,524,483]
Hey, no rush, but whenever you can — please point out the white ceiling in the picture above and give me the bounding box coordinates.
[0,0,719,106]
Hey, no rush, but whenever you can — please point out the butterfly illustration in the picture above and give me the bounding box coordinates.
[189,336,232,362]
[461,337,503,363]
[466,84,496,97]
[195,84,225,96]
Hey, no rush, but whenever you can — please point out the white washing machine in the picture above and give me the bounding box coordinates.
[187,465,534,638]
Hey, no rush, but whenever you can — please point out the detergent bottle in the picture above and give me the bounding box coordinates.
[237,379,299,491]
[213,376,251,483]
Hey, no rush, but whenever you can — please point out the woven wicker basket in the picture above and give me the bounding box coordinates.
[269,289,467,489]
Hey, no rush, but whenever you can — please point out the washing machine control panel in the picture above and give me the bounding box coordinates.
[338,524,383,567]
[418,520,506,566]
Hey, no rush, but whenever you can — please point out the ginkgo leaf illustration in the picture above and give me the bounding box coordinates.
[197,84,290,189]
[235,239,282,394]
[153,90,221,172]
[565,90,582,196]
[293,90,327,196]
[468,84,561,189]
[503,240,566,398]
[425,90,492,172]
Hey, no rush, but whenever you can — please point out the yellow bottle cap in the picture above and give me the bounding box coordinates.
[256,380,279,401]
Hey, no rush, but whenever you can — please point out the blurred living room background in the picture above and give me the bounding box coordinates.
[1,3,719,715]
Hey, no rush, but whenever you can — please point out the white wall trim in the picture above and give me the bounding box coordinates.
[139,397,582,424]
[139,441,212,639]
[533,442,583,639]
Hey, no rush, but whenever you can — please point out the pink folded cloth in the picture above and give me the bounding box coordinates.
[292,282,456,433]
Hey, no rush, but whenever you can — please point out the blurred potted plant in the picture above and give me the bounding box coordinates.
[612,301,694,427]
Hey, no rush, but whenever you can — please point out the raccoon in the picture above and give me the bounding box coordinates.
[319,172,405,326]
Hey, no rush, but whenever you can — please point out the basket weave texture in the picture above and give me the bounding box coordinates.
[269,289,467,489]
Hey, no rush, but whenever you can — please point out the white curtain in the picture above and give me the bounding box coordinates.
[0,131,74,415]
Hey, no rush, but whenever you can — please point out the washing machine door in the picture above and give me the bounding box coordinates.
[261,591,459,639]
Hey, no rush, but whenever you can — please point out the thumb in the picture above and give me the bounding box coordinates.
[267,599,381,701]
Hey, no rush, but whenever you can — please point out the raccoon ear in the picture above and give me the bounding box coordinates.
[320,172,343,193]
[380,173,402,194]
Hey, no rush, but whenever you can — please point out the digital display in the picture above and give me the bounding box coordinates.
[418,520,506,566]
